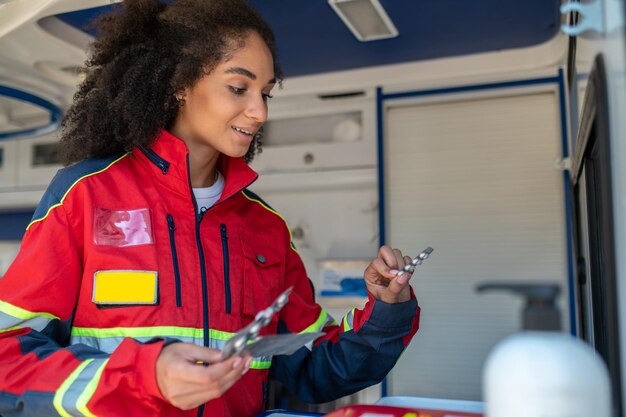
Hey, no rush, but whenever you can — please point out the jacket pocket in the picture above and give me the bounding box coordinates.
[220,224,232,314]
[240,231,284,318]
[166,214,182,307]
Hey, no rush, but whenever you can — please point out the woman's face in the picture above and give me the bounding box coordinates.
[172,31,276,158]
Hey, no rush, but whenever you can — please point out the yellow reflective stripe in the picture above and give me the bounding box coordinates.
[210,328,236,341]
[0,326,21,334]
[72,326,203,339]
[241,191,298,253]
[300,309,337,334]
[251,359,271,369]
[69,327,273,369]
[0,300,58,321]
[71,326,240,340]
[76,359,109,417]
[26,153,129,231]
[53,359,92,417]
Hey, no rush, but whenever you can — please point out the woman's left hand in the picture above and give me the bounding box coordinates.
[363,245,413,304]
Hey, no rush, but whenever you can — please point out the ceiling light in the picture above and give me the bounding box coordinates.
[328,0,398,42]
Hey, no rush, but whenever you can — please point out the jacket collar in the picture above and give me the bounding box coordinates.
[134,130,258,203]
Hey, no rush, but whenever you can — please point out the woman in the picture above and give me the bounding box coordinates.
[0,1,420,416]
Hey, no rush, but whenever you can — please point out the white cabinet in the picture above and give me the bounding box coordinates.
[15,132,62,187]
[0,132,62,208]
[0,139,18,188]
[251,91,376,174]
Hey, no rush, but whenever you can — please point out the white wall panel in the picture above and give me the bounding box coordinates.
[384,91,567,400]
[0,139,17,188]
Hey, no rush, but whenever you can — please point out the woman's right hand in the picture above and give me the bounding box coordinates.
[156,343,251,410]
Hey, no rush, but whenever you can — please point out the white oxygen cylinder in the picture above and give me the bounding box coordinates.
[478,283,611,417]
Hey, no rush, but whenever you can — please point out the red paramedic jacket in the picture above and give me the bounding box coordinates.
[0,130,420,417]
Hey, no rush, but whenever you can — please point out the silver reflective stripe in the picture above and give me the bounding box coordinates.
[71,335,272,368]
[71,335,203,353]
[62,359,105,415]
[0,300,57,333]
[0,310,52,333]
[54,358,109,417]
[343,308,356,332]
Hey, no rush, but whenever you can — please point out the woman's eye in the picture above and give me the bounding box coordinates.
[229,86,246,95]
[262,93,274,102]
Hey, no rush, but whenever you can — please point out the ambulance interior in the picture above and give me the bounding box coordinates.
[1,0,626,416]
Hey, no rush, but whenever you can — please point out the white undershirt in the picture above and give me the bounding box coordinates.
[192,171,224,214]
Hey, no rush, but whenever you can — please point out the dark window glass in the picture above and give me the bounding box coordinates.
[32,143,59,166]
[571,54,622,417]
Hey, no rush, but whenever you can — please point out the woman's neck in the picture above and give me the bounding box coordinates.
[186,143,220,188]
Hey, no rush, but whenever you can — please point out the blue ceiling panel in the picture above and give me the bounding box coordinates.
[55,1,561,78]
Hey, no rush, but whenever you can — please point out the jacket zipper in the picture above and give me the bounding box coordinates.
[139,146,170,174]
[186,155,210,417]
[220,224,232,314]
[166,214,182,307]
[195,211,209,417]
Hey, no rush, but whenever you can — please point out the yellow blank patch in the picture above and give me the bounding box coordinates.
[93,270,158,305]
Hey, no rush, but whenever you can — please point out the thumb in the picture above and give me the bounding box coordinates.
[175,343,225,365]
[386,270,412,297]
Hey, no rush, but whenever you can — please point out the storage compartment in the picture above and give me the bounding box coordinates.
[251,91,376,174]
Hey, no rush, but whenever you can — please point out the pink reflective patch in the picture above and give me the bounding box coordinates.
[94,208,154,247]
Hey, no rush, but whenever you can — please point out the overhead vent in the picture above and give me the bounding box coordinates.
[328,0,398,42]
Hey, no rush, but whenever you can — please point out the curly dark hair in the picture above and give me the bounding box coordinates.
[59,0,282,165]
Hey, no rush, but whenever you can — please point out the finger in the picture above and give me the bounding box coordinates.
[394,255,416,285]
[365,257,394,284]
[164,343,223,365]
[179,344,224,365]
[378,245,399,270]
[193,355,247,386]
[170,356,245,398]
[206,356,248,392]
[167,352,240,386]
[388,268,413,294]
[392,248,406,270]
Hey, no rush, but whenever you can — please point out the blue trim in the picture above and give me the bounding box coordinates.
[0,85,62,140]
[557,69,570,158]
[376,86,388,399]
[0,390,59,416]
[30,154,124,224]
[382,76,560,101]
[255,412,322,417]
[0,210,34,240]
[557,68,577,336]
[376,87,385,250]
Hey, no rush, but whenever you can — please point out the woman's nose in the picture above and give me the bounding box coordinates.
[245,95,268,123]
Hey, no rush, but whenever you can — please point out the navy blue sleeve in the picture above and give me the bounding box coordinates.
[270,298,419,403]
